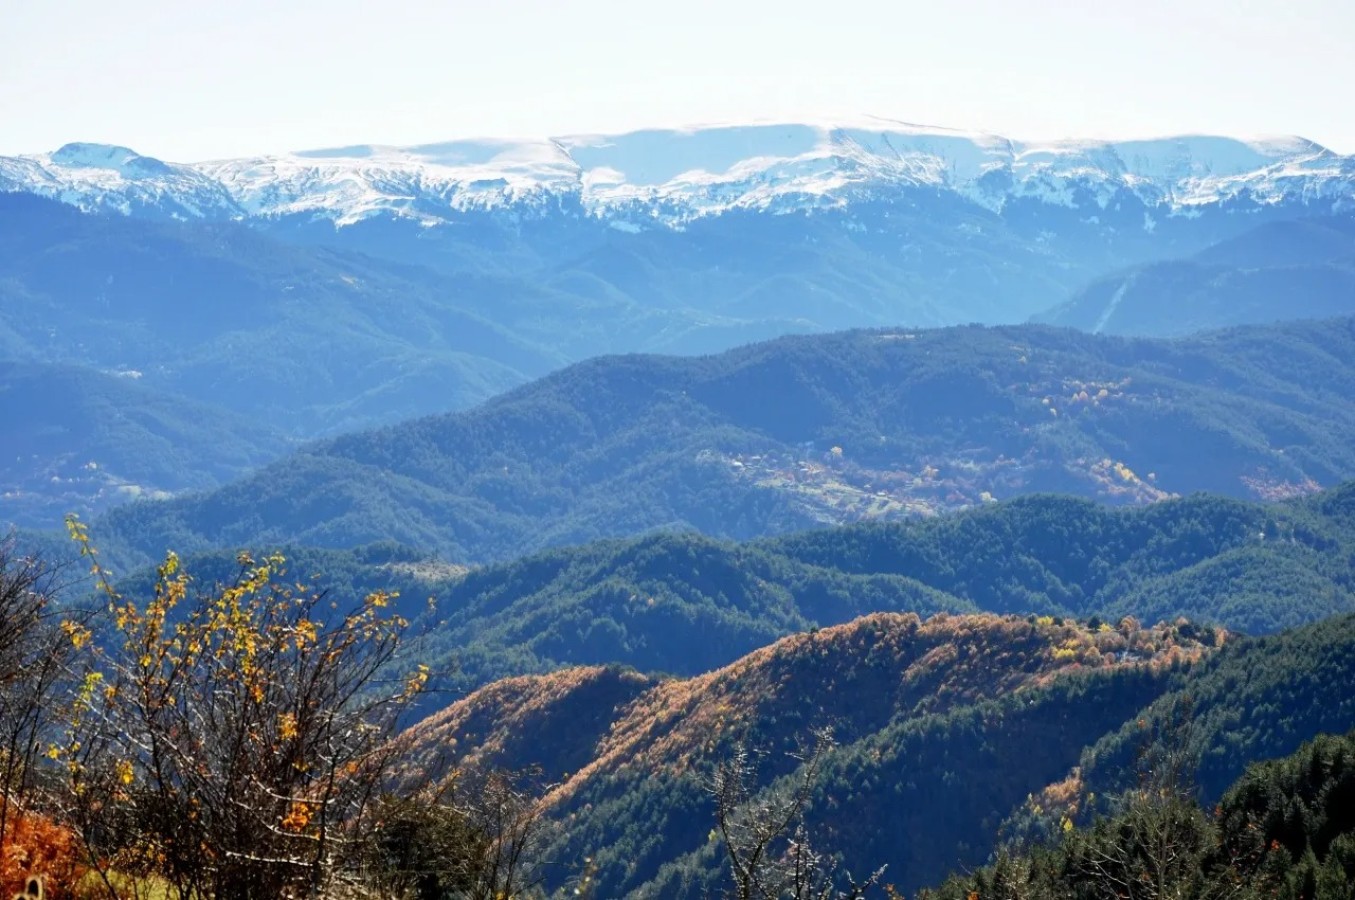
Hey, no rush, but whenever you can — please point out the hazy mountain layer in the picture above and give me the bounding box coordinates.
[1036,216,1355,336]
[0,360,292,527]
[0,193,560,439]
[6,123,1355,332]
[86,318,1355,568]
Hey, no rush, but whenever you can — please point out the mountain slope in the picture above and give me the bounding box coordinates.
[6,123,1355,330]
[403,612,1216,898]
[87,318,1355,568]
[101,485,1352,697]
[395,610,1355,898]
[55,489,1355,895]
[1074,611,1355,806]
[928,726,1355,900]
[767,485,1355,636]
[0,361,292,527]
[1035,216,1355,336]
[0,193,560,437]
[406,485,1355,695]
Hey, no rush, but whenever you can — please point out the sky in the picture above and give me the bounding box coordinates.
[2,0,1352,161]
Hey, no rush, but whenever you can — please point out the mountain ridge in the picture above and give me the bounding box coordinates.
[401,610,1222,897]
[84,482,1355,701]
[10,123,1355,343]
[4,120,1352,229]
[83,317,1355,568]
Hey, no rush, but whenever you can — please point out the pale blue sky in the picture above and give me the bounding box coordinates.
[2,0,1351,160]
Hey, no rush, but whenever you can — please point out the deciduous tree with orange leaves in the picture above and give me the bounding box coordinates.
[0,536,81,899]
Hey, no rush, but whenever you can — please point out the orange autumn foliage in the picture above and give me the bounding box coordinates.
[0,812,82,900]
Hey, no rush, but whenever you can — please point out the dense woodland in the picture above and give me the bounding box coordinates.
[927,730,1355,899]
[68,484,1352,699]
[55,314,1355,572]
[7,471,1355,897]
[426,609,1355,898]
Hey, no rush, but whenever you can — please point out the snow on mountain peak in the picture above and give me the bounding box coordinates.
[0,141,239,218]
[50,142,156,172]
[2,120,1350,226]
[44,143,190,184]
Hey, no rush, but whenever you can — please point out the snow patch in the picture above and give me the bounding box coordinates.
[1093,274,1138,334]
[3,120,1351,227]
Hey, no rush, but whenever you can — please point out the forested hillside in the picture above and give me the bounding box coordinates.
[0,360,292,526]
[83,317,1355,568]
[0,193,559,437]
[403,612,1216,897]
[1037,216,1355,336]
[392,609,1355,897]
[1070,610,1355,809]
[928,728,1355,900]
[9,522,1354,900]
[79,484,1355,701]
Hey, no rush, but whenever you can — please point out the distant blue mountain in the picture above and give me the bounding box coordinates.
[1036,216,1355,335]
[6,123,1355,331]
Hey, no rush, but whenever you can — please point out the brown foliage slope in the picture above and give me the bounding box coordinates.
[543,612,1209,807]
[398,612,1215,896]
[402,665,657,784]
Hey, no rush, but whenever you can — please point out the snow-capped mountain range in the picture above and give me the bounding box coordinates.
[6,119,1355,528]
[3,118,1353,227]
